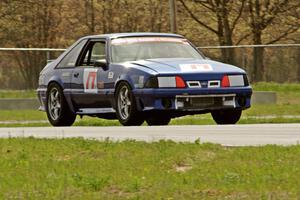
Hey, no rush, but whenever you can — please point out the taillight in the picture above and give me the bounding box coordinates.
[221,75,230,87]
[175,76,186,88]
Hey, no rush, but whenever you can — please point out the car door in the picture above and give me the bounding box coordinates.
[71,39,111,109]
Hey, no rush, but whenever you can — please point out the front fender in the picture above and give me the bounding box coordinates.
[114,74,136,90]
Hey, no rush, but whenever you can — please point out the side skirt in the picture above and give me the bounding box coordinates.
[76,108,117,120]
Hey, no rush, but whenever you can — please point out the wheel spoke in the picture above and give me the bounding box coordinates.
[124,105,129,117]
[50,92,55,101]
[54,108,59,118]
[48,88,61,120]
[54,91,59,99]
[51,98,55,105]
[117,85,133,120]
[124,89,128,98]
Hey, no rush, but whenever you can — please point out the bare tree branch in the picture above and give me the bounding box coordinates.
[193,0,215,12]
[236,32,251,45]
[267,26,300,44]
[230,0,246,33]
[179,0,218,34]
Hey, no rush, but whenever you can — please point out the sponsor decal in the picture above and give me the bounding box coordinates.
[84,68,98,93]
[62,72,70,77]
[111,37,188,45]
[180,64,213,72]
[108,71,114,79]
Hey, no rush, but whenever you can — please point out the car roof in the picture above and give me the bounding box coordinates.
[80,32,184,40]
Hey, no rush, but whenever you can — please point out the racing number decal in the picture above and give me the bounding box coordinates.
[83,68,98,93]
[86,72,97,89]
[180,64,213,72]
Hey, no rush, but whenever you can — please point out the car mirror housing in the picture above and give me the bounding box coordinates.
[94,59,107,69]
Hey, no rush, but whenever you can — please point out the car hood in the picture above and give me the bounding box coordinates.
[131,58,245,74]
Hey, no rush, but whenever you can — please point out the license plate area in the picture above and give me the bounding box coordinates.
[175,94,236,110]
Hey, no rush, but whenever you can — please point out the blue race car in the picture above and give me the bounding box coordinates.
[37,33,252,126]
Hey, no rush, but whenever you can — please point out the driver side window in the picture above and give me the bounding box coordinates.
[81,41,106,67]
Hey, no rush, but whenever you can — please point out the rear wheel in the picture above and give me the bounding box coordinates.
[211,109,242,124]
[115,82,144,126]
[146,116,171,126]
[46,83,76,126]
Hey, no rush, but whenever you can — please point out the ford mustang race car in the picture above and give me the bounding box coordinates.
[37,33,252,126]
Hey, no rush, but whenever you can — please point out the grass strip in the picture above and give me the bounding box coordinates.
[1,138,300,199]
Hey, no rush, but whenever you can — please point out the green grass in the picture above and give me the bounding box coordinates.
[252,82,300,105]
[0,110,47,121]
[252,82,300,93]
[1,138,300,199]
[0,90,36,99]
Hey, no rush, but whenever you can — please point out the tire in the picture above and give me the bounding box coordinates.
[211,109,242,125]
[46,83,76,126]
[115,82,144,126]
[146,116,171,126]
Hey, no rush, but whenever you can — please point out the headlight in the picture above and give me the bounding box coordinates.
[221,74,248,87]
[144,76,186,88]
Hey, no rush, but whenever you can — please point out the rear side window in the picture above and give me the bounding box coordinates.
[56,40,86,68]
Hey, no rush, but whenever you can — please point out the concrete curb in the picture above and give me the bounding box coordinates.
[251,91,277,104]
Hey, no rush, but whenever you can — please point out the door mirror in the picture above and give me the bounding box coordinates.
[94,59,107,69]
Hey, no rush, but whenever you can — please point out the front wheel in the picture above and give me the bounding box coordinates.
[211,109,242,125]
[115,82,144,126]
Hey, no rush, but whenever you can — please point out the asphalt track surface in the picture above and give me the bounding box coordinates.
[0,124,300,146]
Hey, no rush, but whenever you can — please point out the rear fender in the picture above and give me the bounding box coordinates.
[47,76,75,113]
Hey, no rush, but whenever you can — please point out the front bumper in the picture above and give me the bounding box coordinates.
[133,87,252,112]
[175,94,236,110]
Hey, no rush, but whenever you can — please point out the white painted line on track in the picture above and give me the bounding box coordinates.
[0,124,300,146]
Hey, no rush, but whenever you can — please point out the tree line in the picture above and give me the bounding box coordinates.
[0,0,299,89]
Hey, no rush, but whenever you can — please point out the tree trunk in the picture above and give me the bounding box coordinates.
[297,47,300,82]
[252,46,265,82]
[216,3,236,66]
[220,39,236,66]
[252,30,265,82]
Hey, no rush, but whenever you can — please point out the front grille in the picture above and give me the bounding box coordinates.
[175,94,236,110]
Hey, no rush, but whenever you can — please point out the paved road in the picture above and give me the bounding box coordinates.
[0,124,300,146]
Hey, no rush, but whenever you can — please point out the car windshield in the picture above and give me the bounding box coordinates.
[111,37,203,63]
